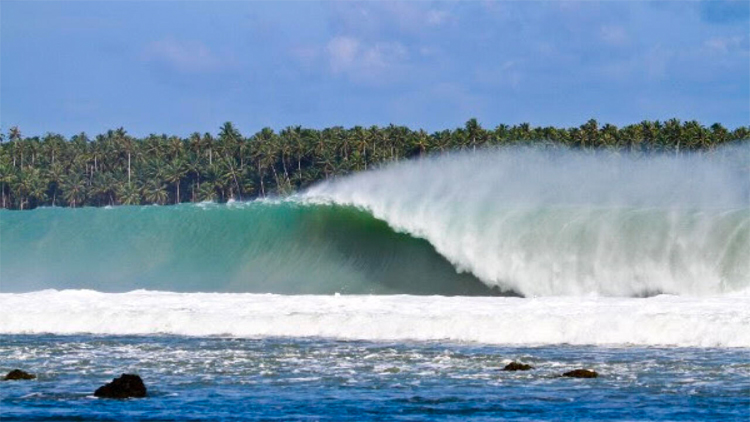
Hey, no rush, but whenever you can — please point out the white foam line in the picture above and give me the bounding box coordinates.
[1,290,748,347]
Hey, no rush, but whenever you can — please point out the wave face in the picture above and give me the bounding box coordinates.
[1,145,749,297]
[0,201,494,295]
[1,290,748,347]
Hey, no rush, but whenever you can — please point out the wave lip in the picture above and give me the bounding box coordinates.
[303,146,750,297]
[1,290,748,348]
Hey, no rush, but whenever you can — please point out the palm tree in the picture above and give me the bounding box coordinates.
[1,119,748,209]
[412,129,431,157]
[9,126,21,143]
[167,136,185,161]
[464,118,483,151]
[349,126,371,170]
[61,173,87,208]
[600,123,619,150]
[118,182,141,205]
[185,157,203,202]
[91,172,120,206]
[46,163,65,206]
[710,123,728,148]
[42,133,65,167]
[197,181,217,202]
[142,179,168,205]
[163,158,187,204]
[11,168,42,209]
[663,118,683,154]
[13,169,33,209]
[204,162,229,201]
[113,128,135,185]
[221,158,244,200]
[27,170,48,208]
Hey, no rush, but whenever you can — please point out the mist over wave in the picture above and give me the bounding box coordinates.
[303,145,750,297]
[1,144,748,297]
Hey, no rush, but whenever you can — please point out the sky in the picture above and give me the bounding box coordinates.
[1,1,749,138]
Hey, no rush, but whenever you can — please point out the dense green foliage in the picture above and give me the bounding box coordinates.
[0,119,747,210]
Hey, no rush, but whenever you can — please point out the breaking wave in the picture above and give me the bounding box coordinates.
[1,145,748,297]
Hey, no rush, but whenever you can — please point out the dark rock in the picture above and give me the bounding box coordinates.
[503,362,534,371]
[94,374,147,399]
[4,369,36,380]
[562,369,598,378]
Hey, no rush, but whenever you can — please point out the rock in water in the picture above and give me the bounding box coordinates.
[4,369,36,380]
[94,374,147,398]
[562,369,598,378]
[503,362,534,371]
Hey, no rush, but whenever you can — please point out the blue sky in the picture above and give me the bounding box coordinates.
[1,1,748,137]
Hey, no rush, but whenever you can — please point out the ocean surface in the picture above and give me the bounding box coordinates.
[1,148,749,420]
[2,334,749,421]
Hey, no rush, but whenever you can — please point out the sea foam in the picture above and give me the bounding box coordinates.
[1,290,748,347]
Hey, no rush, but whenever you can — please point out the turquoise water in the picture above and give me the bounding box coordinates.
[1,335,749,421]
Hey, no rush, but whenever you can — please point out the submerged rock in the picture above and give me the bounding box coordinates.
[4,369,36,380]
[94,374,147,398]
[503,362,534,371]
[562,369,598,378]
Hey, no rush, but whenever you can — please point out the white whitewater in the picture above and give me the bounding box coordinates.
[303,146,750,297]
[1,290,748,347]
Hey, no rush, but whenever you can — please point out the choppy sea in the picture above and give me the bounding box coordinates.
[2,334,749,421]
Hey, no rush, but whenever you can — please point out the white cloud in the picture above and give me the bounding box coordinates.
[362,42,408,70]
[703,36,745,54]
[325,36,408,84]
[474,60,523,89]
[426,10,450,26]
[329,2,451,37]
[143,39,226,73]
[327,36,361,73]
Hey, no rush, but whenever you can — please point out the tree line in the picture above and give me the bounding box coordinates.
[0,119,747,210]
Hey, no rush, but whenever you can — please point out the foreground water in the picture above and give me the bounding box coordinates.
[1,335,748,421]
[1,292,749,420]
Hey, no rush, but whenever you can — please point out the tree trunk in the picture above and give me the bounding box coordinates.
[298,157,302,185]
[281,156,289,181]
[257,163,265,197]
[232,173,241,200]
[271,165,280,189]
